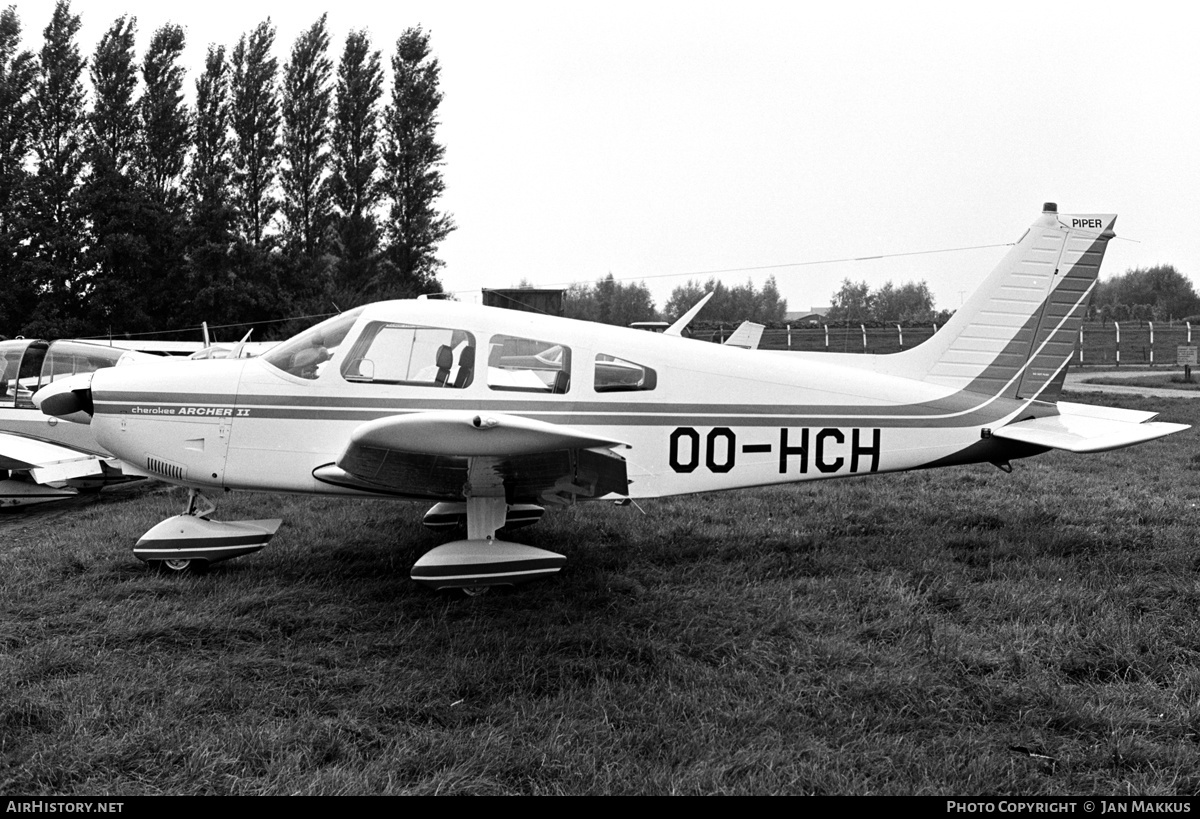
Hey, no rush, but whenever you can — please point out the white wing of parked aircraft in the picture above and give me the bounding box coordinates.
[35,204,1190,591]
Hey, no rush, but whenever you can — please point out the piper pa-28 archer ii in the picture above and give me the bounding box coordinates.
[34,204,1189,592]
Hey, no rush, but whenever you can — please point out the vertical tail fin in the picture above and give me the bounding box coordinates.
[899,204,1116,402]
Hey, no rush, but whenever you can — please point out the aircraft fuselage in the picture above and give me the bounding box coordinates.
[84,300,1044,501]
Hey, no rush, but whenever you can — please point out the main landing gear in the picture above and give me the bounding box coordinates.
[411,496,564,595]
[133,489,282,574]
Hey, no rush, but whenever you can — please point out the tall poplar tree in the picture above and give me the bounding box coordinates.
[135,23,190,327]
[379,26,452,298]
[280,14,332,262]
[0,6,37,333]
[87,16,137,173]
[224,19,290,329]
[184,42,258,326]
[26,0,87,335]
[189,45,233,241]
[331,29,382,302]
[83,15,152,334]
[139,24,188,203]
[230,19,279,247]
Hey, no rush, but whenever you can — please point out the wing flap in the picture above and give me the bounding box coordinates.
[494,447,629,504]
[993,409,1189,454]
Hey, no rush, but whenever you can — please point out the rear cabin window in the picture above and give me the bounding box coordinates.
[341,323,476,388]
[487,335,571,393]
[594,354,657,392]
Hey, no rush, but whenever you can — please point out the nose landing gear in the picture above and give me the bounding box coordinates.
[135,489,282,574]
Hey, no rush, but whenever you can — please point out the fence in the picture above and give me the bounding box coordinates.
[695,322,1198,366]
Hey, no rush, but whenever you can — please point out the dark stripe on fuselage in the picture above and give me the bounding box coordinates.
[100,390,993,417]
[94,398,1045,430]
[94,384,1051,430]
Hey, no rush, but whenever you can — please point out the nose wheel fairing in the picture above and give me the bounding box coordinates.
[134,515,282,566]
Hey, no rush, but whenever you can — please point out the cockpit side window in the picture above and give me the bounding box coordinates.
[487,335,571,393]
[594,354,657,392]
[340,322,475,388]
[263,307,364,380]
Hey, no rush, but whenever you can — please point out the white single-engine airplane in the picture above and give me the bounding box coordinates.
[34,205,1189,590]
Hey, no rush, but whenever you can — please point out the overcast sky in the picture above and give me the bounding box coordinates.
[8,0,1198,314]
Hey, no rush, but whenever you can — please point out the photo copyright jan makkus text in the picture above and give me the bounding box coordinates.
[947,803,1191,814]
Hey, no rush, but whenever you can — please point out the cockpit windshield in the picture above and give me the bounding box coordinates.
[262,307,365,380]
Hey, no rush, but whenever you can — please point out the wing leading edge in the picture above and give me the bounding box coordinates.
[992,402,1189,454]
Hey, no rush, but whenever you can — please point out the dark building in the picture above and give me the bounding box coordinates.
[482,288,565,316]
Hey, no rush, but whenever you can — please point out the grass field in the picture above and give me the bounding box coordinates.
[2,393,1200,795]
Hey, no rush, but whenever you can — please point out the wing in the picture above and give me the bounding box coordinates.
[0,431,115,482]
[991,402,1190,454]
[312,411,630,504]
[0,430,134,506]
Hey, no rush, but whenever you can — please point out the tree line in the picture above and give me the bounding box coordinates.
[826,264,1199,327]
[559,264,1198,331]
[1090,265,1200,324]
[826,278,951,326]
[557,273,788,327]
[0,2,453,341]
